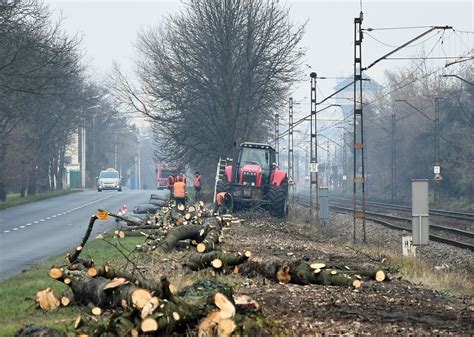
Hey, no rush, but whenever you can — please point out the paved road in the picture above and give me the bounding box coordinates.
[0,189,152,280]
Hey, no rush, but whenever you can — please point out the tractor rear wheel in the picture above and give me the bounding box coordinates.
[268,179,288,218]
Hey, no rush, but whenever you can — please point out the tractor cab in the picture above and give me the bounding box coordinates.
[234,143,276,187]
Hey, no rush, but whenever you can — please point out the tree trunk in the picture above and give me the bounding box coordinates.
[0,141,7,201]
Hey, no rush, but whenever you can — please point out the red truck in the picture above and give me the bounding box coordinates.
[156,161,177,190]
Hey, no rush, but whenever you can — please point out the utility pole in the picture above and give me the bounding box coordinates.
[80,127,86,189]
[353,11,367,243]
[288,97,295,198]
[309,72,319,225]
[326,140,330,188]
[275,112,279,165]
[433,97,441,206]
[391,112,396,202]
[342,132,347,198]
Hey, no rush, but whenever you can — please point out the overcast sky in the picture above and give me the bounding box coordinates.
[45,0,473,123]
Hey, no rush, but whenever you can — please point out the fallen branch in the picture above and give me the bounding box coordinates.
[66,215,98,264]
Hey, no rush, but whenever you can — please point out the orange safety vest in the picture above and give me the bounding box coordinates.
[194,175,202,188]
[174,181,186,198]
[216,192,227,205]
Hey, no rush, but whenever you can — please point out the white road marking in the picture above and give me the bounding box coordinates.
[1,191,122,235]
[68,223,72,226]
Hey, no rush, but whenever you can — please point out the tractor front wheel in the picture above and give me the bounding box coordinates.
[268,180,288,218]
[216,180,231,194]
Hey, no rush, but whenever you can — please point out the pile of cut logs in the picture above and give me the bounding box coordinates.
[32,193,388,336]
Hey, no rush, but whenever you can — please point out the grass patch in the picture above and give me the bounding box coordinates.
[0,236,143,336]
[0,189,81,210]
[359,247,473,297]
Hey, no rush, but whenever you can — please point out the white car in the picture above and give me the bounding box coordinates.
[97,169,122,192]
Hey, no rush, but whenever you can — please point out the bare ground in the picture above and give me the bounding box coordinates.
[132,208,473,336]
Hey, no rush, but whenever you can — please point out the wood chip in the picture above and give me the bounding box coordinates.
[141,296,160,319]
[35,288,60,311]
[104,277,129,290]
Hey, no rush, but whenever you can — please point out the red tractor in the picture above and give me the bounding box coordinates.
[216,142,288,217]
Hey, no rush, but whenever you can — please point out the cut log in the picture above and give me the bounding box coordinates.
[141,317,158,332]
[212,259,223,269]
[159,224,208,252]
[187,251,251,271]
[49,267,63,279]
[133,204,161,214]
[86,264,166,298]
[104,210,146,227]
[196,227,220,253]
[60,295,72,307]
[214,293,235,319]
[55,271,155,310]
[241,259,361,288]
[310,263,326,270]
[91,306,102,316]
[177,203,186,212]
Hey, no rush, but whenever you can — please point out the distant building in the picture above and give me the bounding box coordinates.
[333,72,383,119]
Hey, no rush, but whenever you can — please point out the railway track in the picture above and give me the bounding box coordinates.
[330,197,474,223]
[294,195,474,252]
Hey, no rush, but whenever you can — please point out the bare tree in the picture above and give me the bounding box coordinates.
[112,0,305,171]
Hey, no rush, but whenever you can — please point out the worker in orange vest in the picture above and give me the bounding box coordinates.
[193,171,202,201]
[167,175,175,199]
[213,191,233,214]
[175,174,186,184]
[173,175,186,206]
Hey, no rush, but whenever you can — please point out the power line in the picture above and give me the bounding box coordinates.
[386,56,472,60]
[364,30,442,49]
[364,26,435,31]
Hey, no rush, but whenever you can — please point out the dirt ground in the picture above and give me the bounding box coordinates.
[139,208,473,336]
